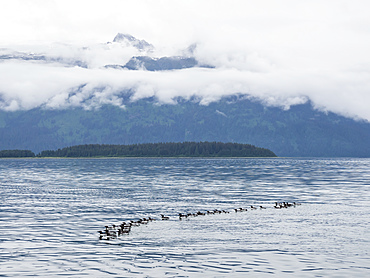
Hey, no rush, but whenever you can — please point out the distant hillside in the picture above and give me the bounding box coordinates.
[0,97,369,157]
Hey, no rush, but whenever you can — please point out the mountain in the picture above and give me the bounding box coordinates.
[0,33,155,68]
[105,55,215,71]
[112,33,154,51]
[1,33,209,71]
[104,56,200,71]
[1,34,369,157]
[1,96,369,157]
[124,56,199,71]
[0,50,88,68]
[106,34,212,71]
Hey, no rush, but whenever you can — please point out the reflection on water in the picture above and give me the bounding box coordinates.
[0,158,369,277]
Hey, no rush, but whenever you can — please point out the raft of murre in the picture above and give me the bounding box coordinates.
[98,201,301,240]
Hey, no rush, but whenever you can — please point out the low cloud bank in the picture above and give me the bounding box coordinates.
[1,55,369,122]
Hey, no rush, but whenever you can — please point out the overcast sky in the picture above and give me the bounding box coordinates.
[1,0,370,121]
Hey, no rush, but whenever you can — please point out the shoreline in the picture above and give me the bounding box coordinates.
[0,156,280,159]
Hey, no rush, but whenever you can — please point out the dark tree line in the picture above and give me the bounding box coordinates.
[0,150,35,158]
[37,142,277,158]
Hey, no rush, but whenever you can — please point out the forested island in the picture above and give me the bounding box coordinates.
[0,142,277,158]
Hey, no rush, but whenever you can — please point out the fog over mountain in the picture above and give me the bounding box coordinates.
[1,0,370,122]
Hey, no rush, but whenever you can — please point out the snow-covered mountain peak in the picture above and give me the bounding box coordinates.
[112,33,154,52]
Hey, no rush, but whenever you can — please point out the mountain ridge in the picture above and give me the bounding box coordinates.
[1,96,369,157]
[1,34,369,157]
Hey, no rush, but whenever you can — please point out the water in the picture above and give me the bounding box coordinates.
[0,158,369,277]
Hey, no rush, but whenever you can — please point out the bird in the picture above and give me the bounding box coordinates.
[234,208,247,212]
[160,214,169,220]
[129,220,141,226]
[119,222,131,234]
[138,218,149,224]
[98,230,109,240]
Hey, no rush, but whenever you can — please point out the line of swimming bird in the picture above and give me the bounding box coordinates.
[98,201,301,240]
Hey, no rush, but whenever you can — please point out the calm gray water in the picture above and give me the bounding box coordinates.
[0,158,369,277]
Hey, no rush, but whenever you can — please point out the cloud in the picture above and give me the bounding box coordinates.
[1,59,369,122]
[1,0,370,121]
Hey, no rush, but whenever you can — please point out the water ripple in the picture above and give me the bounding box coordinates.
[0,158,369,277]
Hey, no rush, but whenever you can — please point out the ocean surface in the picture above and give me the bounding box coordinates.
[0,158,369,277]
